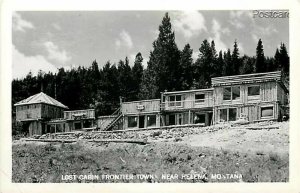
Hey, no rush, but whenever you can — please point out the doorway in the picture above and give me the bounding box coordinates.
[139,116,145,128]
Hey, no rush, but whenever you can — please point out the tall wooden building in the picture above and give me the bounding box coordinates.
[14,92,68,135]
[211,71,289,123]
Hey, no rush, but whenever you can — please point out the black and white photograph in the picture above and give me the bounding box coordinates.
[9,9,291,184]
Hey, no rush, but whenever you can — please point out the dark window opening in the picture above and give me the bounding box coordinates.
[194,114,206,124]
[169,114,175,125]
[220,109,228,121]
[229,108,237,121]
[232,86,240,100]
[248,86,260,96]
[195,94,205,103]
[139,116,145,128]
[128,116,137,128]
[223,87,231,100]
[147,115,156,127]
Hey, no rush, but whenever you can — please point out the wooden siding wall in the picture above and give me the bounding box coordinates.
[16,104,42,121]
[277,83,288,105]
[96,116,117,130]
[41,104,64,119]
[124,114,160,129]
[163,91,213,110]
[122,100,160,115]
[64,109,95,120]
[28,121,43,136]
[214,82,278,106]
[213,102,279,123]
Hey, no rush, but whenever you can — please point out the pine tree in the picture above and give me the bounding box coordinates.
[274,48,281,71]
[118,57,133,101]
[140,12,180,98]
[139,52,159,99]
[232,40,241,75]
[193,39,216,88]
[224,49,233,75]
[217,51,224,76]
[179,44,193,90]
[279,43,289,75]
[255,39,266,73]
[132,52,144,100]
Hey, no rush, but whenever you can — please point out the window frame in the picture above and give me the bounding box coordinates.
[248,85,261,100]
[260,105,274,119]
[127,116,138,128]
[195,93,205,104]
[223,86,240,101]
[168,94,183,107]
[146,115,157,127]
[219,108,238,122]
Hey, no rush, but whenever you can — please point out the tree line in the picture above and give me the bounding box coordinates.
[12,12,289,117]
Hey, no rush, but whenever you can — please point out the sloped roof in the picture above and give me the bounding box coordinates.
[211,71,282,86]
[14,92,68,109]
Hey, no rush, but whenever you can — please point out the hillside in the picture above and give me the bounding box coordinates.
[12,121,289,183]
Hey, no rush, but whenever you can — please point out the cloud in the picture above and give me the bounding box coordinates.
[52,23,61,30]
[12,12,35,32]
[12,45,58,79]
[209,19,228,52]
[44,41,71,65]
[115,30,133,50]
[173,11,207,39]
[229,11,253,29]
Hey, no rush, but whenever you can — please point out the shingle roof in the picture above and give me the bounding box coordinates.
[14,92,68,109]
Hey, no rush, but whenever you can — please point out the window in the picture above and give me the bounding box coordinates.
[220,109,228,121]
[178,114,183,125]
[168,95,182,107]
[128,116,137,128]
[248,86,260,96]
[195,94,205,103]
[261,106,274,118]
[232,86,240,100]
[147,115,156,127]
[219,108,237,122]
[223,86,240,101]
[229,108,237,121]
[169,95,175,107]
[176,95,182,106]
[194,114,206,124]
[223,87,231,100]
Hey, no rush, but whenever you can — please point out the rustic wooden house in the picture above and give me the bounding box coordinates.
[160,88,214,126]
[119,99,161,130]
[211,71,289,123]
[14,92,68,136]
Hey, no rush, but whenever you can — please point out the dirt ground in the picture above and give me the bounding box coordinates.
[12,121,289,183]
[181,122,289,154]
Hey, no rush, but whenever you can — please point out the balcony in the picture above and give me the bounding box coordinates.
[161,98,213,111]
[64,109,95,120]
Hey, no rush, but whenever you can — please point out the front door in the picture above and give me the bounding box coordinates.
[139,116,145,128]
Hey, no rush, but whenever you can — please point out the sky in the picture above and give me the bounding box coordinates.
[12,10,289,79]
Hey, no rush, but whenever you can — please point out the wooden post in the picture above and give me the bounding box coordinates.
[188,110,191,124]
[55,124,57,133]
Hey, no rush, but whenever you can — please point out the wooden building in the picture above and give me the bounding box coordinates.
[211,71,289,123]
[120,99,161,129]
[14,92,68,136]
[161,89,214,126]
[14,71,289,134]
